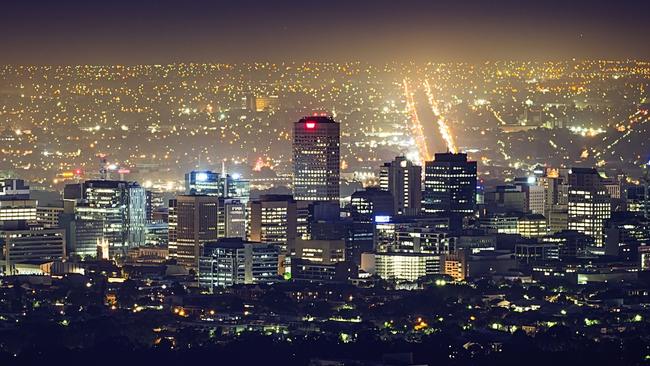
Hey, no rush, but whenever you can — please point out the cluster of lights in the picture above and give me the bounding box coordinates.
[568,126,605,137]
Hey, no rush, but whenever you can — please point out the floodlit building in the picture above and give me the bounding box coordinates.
[373,252,443,282]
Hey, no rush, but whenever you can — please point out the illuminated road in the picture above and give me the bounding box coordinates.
[403,78,431,163]
[423,79,458,153]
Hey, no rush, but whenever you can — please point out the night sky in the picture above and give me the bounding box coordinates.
[1,0,649,64]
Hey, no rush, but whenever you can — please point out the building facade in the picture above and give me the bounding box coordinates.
[292,116,340,202]
[198,239,279,290]
[423,152,477,215]
[379,157,421,216]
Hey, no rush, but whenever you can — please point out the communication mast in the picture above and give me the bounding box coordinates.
[98,154,109,180]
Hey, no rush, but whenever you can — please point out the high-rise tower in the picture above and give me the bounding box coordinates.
[292,115,340,202]
[423,152,477,216]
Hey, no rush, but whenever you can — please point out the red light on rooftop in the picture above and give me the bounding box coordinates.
[305,122,316,129]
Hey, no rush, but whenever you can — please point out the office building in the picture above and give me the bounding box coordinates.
[198,238,279,290]
[218,198,247,240]
[484,185,527,214]
[567,168,611,249]
[223,174,251,204]
[515,243,559,264]
[379,157,421,216]
[479,213,521,235]
[169,195,219,268]
[36,206,63,228]
[540,230,593,259]
[289,238,356,283]
[185,170,221,196]
[627,164,650,219]
[444,251,467,281]
[517,214,548,238]
[423,152,477,215]
[394,227,453,254]
[547,205,569,234]
[513,177,547,215]
[640,245,650,271]
[145,221,169,247]
[627,185,648,215]
[0,199,38,223]
[185,170,250,204]
[145,190,167,222]
[374,216,449,253]
[350,187,394,223]
[0,179,30,200]
[290,239,346,264]
[63,183,84,201]
[168,199,178,258]
[75,180,146,258]
[292,115,340,202]
[1,225,66,275]
[368,252,443,282]
[59,199,102,258]
[453,232,497,252]
[604,211,650,259]
[249,195,297,252]
[310,219,374,267]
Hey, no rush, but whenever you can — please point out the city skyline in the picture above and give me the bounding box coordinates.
[1,1,650,365]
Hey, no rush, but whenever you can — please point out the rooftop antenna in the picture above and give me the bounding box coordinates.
[221,160,229,197]
[98,154,108,180]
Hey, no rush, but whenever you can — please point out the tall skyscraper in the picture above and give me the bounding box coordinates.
[168,195,219,268]
[379,157,422,216]
[423,152,477,216]
[75,180,146,258]
[567,168,611,249]
[292,115,340,202]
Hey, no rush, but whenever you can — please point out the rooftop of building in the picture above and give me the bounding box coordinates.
[297,115,337,124]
